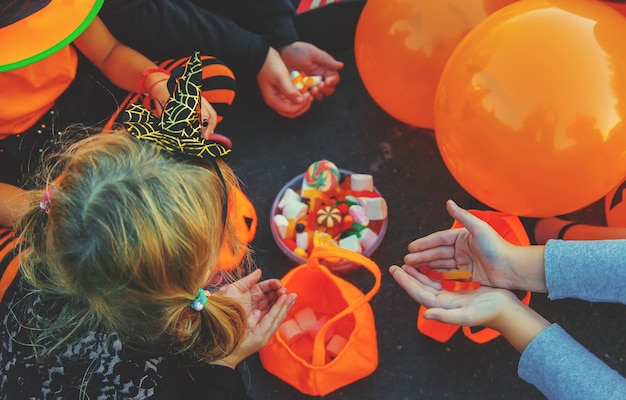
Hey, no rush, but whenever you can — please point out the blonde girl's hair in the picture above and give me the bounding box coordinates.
[17,130,249,363]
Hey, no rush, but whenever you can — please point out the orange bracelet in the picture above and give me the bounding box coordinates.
[136,67,170,95]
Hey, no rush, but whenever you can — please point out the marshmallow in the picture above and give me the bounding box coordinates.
[296,231,309,251]
[363,197,388,220]
[350,174,374,192]
[278,188,301,210]
[349,204,369,226]
[326,334,348,358]
[294,307,317,331]
[358,227,379,252]
[273,214,289,239]
[339,234,362,253]
[282,200,308,220]
[279,319,304,344]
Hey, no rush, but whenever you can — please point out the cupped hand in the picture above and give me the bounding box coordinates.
[212,269,297,368]
[389,264,519,329]
[280,41,344,101]
[402,200,516,289]
[257,47,313,118]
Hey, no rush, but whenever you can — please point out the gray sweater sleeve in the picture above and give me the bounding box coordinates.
[519,324,626,400]
[543,239,626,302]
[518,239,626,399]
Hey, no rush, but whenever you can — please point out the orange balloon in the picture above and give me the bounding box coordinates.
[354,0,517,129]
[434,0,626,217]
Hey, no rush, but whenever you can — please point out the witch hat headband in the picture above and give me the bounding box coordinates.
[122,51,231,160]
[122,52,231,224]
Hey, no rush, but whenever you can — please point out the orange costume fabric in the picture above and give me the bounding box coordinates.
[0,47,77,139]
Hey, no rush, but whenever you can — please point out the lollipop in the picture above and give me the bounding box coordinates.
[305,160,340,192]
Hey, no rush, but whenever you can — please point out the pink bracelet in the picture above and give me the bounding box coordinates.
[136,67,170,95]
[147,78,169,98]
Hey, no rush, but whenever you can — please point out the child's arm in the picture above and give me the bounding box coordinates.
[73,17,171,106]
[0,183,28,227]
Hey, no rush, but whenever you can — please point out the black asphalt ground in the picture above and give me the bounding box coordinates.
[216,24,626,400]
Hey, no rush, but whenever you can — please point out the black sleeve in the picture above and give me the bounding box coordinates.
[187,0,299,49]
[178,364,253,400]
[99,0,271,81]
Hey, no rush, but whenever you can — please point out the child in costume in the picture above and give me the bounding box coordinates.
[0,0,235,187]
[98,0,366,119]
[0,54,292,399]
[391,200,626,400]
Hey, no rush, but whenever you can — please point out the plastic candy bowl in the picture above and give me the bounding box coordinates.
[271,169,388,272]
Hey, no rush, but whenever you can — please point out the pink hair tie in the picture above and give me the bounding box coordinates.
[39,190,52,214]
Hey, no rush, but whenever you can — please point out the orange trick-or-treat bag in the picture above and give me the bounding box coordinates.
[260,247,381,396]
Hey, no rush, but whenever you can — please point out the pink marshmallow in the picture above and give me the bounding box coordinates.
[293,306,317,331]
[279,319,304,344]
[326,334,348,358]
[306,315,336,343]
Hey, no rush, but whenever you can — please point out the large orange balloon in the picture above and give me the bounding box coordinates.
[434,0,626,217]
[354,0,517,129]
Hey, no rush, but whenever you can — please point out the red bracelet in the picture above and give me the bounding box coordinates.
[147,78,169,98]
[136,67,170,95]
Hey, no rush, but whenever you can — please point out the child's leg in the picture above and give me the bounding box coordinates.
[534,217,626,244]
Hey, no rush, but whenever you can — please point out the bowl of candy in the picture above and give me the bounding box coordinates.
[270,160,388,272]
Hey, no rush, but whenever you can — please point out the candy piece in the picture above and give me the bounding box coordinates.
[290,70,322,93]
[296,231,309,250]
[273,214,289,239]
[294,307,317,331]
[282,238,296,250]
[313,231,339,248]
[344,195,362,207]
[304,160,340,192]
[442,270,473,280]
[316,206,342,228]
[282,200,308,220]
[293,247,308,258]
[307,315,336,342]
[350,173,374,192]
[303,189,331,212]
[326,334,348,358]
[363,197,387,220]
[279,319,304,344]
[300,179,315,199]
[418,266,481,292]
[349,204,369,226]
[286,218,297,239]
[335,202,350,215]
[339,234,362,253]
[358,227,379,252]
[278,188,301,210]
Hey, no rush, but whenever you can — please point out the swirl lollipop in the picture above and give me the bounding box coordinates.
[304,160,340,192]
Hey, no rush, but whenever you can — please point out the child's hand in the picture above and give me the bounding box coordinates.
[389,264,519,329]
[212,269,297,368]
[279,41,344,101]
[257,47,313,118]
[402,200,548,292]
[390,263,549,353]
